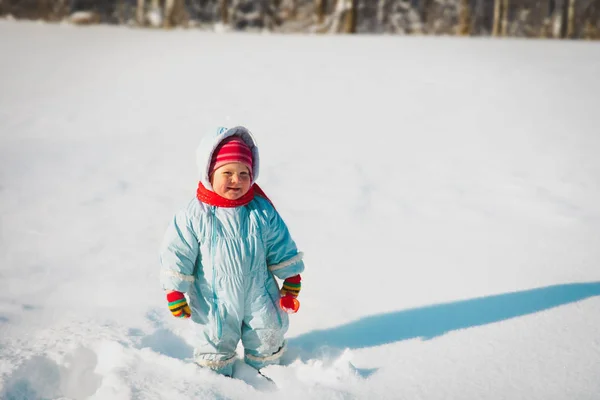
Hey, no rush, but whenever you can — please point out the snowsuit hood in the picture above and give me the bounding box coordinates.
[196,126,260,191]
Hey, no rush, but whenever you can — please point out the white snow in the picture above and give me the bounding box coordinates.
[1,19,600,400]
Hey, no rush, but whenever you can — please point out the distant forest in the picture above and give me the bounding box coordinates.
[1,0,599,39]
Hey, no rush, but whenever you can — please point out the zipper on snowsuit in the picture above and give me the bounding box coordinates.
[210,206,222,340]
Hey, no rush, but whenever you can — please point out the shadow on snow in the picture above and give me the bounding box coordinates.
[288,282,600,359]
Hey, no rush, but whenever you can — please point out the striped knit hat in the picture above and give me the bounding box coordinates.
[209,136,253,175]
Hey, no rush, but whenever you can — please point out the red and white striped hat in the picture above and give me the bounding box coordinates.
[209,136,253,175]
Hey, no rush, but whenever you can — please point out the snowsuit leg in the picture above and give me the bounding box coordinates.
[190,282,243,377]
[241,272,289,369]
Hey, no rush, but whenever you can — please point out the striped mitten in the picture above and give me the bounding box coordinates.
[280,275,301,314]
[167,291,191,319]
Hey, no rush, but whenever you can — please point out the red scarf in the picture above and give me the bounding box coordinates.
[197,182,274,208]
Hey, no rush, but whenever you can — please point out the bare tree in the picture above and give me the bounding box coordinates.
[501,0,509,35]
[137,0,146,25]
[220,0,229,24]
[566,0,576,38]
[492,0,510,36]
[583,0,600,39]
[343,0,357,33]
[164,0,187,27]
[537,0,552,38]
[316,0,327,24]
[329,0,347,33]
[457,0,471,35]
[493,0,502,35]
[553,0,575,38]
[164,0,174,26]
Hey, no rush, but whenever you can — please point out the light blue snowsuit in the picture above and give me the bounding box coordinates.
[159,126,304,376]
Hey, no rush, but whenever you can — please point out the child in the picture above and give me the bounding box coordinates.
[159,126,304,377]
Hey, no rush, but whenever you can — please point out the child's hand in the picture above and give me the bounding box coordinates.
[280,295,300,314]
[167,291,192,318]
[280,275,301,314]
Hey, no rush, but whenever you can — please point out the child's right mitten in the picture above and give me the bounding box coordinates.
[167,291,191,318]
[280,274,301,314]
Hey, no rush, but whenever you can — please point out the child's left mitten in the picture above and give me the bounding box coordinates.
[280,275,301,314]
[167,291,192,318]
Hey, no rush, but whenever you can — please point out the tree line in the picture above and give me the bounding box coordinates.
[1,0,599,39]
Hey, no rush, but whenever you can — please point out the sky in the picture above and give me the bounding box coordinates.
[1,19,600,400]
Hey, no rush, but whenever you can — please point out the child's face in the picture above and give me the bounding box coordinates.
[210,162,252,200]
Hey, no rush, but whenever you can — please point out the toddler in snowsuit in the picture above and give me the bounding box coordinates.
[159,126,304,376]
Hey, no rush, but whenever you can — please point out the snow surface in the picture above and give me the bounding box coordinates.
[1,19,600,400]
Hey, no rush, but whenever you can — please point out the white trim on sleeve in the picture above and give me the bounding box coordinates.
[268,252,304,272]
[162,270,195,282]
